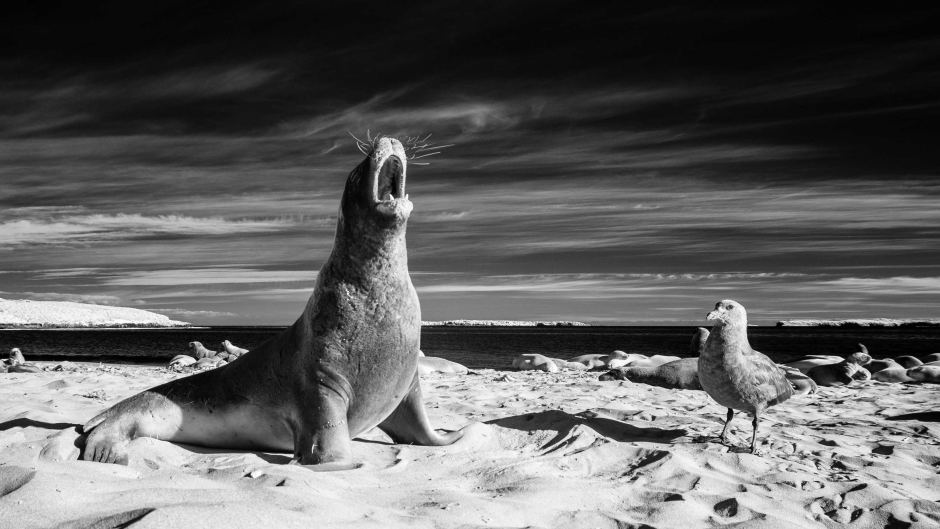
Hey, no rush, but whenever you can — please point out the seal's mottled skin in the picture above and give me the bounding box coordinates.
[82,137,462,468]
[699,300,793,454]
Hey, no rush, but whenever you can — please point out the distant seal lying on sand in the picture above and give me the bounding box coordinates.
[82,136,464,468]
[512,354,559,373]
[599,357,702,390]
[871,368,913,383]
[906,366,940,383]
[691,327,709,355]
[168,355,197,368]
[866,358,903,374]
[806,352,872,387]
[784,355,844,374]
[221,340,249,356]
[5,348,42,373]
[187,341,217,359]
[893,355,923,368]
[418,356,468,376]
[568,350,629,369]
[622,355,681,369]
[779,366,817,395]
[599,328,702,388]
[924,353,940,363]
[549,358,590,371]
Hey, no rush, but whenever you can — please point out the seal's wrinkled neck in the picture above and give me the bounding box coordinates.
[327,137,414,284]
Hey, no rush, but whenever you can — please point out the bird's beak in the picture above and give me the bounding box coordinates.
[706,310,720,321]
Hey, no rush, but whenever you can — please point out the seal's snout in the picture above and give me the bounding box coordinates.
[370,137,412,219]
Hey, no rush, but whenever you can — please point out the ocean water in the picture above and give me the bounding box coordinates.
[2,326,939,370]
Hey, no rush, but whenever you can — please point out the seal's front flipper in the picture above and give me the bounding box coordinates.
[82,410,132,465]
[378,374,463,446]
[293,388,355,468]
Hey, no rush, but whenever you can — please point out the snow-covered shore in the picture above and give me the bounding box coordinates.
[777,318,940,328]
[0,299,189,328]
[422,319,589,327]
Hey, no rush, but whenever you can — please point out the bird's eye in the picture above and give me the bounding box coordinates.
[726,305,734,310]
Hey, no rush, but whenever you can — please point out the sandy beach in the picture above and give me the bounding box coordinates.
[1,362,938,528]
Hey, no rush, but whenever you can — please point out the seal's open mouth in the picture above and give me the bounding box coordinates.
[374,155,406,204]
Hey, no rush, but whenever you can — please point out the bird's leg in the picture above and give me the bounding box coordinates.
[749,413,760,454]
[719,408,734,444]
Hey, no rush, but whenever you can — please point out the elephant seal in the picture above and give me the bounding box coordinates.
[784,355,844,374]
[418,356,468,376]
[568,350,630,369]
[221,340,249,356]
[168,355,197,368]
[82,136,463,468]
[893,355,923,368]
[923,353,940,363]
[9,347,25,364]
[599,328,712,389]
[779,365,817,395]
[806,352,871,387]
[866,358,902,374]
[187,341,217,359]
[5,348,42,373]
[906,365,940,383]
[512,354,559,373]
[691,327,709,355]
[600,357,702,390]
[872,368,913,383]
[549,358,590,371]
[623,355,681,369]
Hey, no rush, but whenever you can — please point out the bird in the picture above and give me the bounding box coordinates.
[698,300,793,454]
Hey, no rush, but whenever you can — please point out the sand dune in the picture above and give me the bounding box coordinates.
[1,363,938,528]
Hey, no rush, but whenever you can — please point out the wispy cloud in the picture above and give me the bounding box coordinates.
[820,276,940,295]
[416,272,806,297]
[0,213,299,248]
[101,268,315,286]
[2,64,281,137]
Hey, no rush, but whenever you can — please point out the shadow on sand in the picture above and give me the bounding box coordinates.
[488,409,686,448]
[887,411,940,422]
[0,418,79,432]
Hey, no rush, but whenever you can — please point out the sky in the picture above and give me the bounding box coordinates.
[1,3,939,325]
